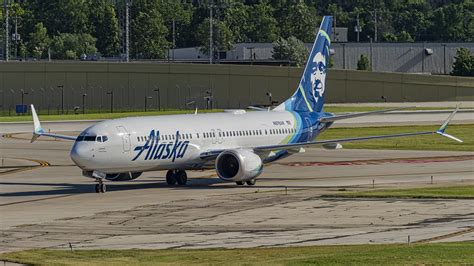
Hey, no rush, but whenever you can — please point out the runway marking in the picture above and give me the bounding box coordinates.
[0,194,75,207]
[0,157,51,176]
[414,227,474,243]
[277,155,474,167]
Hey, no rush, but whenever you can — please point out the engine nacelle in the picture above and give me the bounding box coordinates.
[215,149,263,182]
[106,172,142,181]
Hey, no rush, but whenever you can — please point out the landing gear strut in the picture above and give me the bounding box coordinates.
[166,170,188,186]
[95,178,106,193]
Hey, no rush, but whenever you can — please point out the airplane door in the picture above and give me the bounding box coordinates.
[304,117,313,141]
[217,129,224,144]
[116,126,131,152]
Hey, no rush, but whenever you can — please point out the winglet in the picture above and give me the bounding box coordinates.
[435,105,463,143]
[31,104,44,143]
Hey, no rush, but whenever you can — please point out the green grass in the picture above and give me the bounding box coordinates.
[318,124,473,151]
[326,185,474,199]
[0,106,467,122]
[1,243,474,265]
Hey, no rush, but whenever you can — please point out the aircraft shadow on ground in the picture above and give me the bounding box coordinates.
[0,177,328,197]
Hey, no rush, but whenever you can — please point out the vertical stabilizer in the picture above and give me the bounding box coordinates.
[275,16,332,113]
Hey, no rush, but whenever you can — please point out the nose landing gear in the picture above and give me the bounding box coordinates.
[94,178,106,193]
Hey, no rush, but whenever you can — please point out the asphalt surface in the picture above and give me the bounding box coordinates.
[1,124,473,252]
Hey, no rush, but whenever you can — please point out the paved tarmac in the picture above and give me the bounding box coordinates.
[0,122,473,252]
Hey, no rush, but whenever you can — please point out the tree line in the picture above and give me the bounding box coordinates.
[0,0,472,61]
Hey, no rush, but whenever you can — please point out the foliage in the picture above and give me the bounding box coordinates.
[274,2,318,42]
[1,243,474,265]
[195,18,234,56]
[50,33,97,60]
[357,54,371,71]
[89,0,120,57]
[27,22,50,59]
[3,1,474,60]
[272,36,308,67]
[130,0,169,59]
[451,48,474,77]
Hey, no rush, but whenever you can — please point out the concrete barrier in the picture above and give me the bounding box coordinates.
[0,62,472,114]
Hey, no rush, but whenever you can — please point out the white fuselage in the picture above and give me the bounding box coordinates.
[70,110,321,174]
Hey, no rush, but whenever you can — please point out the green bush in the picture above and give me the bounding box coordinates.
[357,54,371,71]
[451,48,474,77]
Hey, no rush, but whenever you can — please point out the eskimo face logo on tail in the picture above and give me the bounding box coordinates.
[310,52,326,103]
[132,130,189,162]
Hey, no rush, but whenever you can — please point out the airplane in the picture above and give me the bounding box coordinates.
[30,16,462,193]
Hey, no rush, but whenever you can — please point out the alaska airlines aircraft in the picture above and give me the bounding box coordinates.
[30,16,462,193]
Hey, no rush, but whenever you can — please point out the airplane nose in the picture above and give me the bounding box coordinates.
[70,143,91,169]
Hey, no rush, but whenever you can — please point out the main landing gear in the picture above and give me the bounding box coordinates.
[166,170,188,186]
[95,178,106,193]
[236,179,256,186]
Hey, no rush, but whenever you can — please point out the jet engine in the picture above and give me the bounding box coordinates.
[215,149,263,182]
[105,172,142,181]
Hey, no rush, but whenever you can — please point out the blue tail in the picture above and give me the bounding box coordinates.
[275,16,332,114]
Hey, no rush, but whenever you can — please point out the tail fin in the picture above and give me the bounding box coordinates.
[275,16,332,113]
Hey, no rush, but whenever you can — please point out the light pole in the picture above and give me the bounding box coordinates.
[106,91,114,113]
[266,91,272,107]
[82,93,87,114]
[144,96,152,112]
[21,90,28,115]
[154,88,160,111]
[205,90,213,110]
[57,85,64,114]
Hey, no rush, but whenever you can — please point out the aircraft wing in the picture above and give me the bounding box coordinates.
[254,107,462,152]
[30,105,77,143]
[319,107,413,123]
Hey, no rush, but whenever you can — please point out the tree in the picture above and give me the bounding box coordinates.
[246,3,279,42]
[397,31,414,42]
[357,54,371,71]
[392,0,433,41]
[50,33,97,59]
[157,1,193,49]
[431,4,466,41]
[451,48,474,77]
[89,0,120,57]
[130,1,169,59]
[28,22,50,59]
[272,36,308,67]
[274,2,318,42]
[195,18,234,56]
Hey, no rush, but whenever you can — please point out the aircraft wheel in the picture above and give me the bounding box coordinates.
[95,184,101,193]
[100,183,107,193]
[246,179,256,186]
[176,170,188,185]
[166,170,177,185]
[236,181,245,186]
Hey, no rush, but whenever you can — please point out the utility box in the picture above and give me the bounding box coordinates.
[16,104,28,114]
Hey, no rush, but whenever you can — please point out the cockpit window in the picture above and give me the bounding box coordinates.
[96,136,109,142]
[76,135,96,142]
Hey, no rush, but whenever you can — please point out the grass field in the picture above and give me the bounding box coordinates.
[0,106,465,122]
[318,124,473,151]
[325,185,474,199]
[1,242,473,265]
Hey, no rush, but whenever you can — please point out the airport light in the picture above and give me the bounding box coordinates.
[266,91,273,107]
[106,91,114,113]
[205,90,213,110]
[154,87,160,111]
[144,96,152,112]
[57,85,64,114]
[82,93,87,114]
